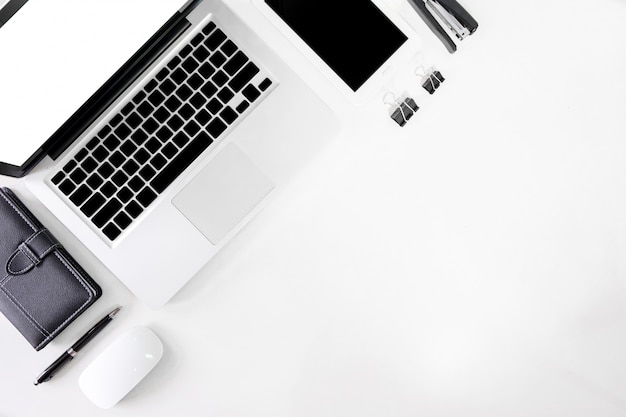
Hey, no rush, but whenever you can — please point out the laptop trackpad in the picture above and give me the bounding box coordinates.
[172,144,274,245]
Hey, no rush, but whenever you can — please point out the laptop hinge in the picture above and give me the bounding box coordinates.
[46,8,193,161]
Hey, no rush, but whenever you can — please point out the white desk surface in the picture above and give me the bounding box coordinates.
[3,0,626,415]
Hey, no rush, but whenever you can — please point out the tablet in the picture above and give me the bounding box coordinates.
[251,0,421,104]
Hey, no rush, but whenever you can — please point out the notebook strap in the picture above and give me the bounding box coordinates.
[6,229,62,275]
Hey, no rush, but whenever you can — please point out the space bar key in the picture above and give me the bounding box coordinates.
[151,132,214,193]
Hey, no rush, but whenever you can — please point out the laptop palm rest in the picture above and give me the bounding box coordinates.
[172,144,274,245]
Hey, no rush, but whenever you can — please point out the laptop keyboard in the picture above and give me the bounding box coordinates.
[50,21,273,242]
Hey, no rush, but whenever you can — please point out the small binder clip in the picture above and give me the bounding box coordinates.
[385,94,419,127]
[417,67,445,94]
[406,0,478,53]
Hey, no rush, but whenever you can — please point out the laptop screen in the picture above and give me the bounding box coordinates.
[0,0,183,169]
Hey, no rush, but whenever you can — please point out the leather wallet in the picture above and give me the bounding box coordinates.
[0,188,102,350]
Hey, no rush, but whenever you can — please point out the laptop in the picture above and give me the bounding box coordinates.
[0,0,339,308]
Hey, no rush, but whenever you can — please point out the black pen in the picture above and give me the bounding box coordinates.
[33,306,122,386]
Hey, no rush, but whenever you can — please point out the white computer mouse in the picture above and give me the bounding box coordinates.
[79,326,163,408]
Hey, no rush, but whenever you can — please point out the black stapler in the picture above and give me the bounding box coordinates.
[407,0,478,53]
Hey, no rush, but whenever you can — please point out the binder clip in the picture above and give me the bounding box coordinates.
[416,66,445,94]
[406,0,478,53]
[384,94,419,127]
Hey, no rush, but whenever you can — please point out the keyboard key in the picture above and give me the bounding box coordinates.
[131,129,148,146]
[86,173,104,189]
[191,33,204,47]
[160,79,176,96]
[150,154,167,170]
[188,73,204,90]
[156,67,169,81]
[171,68,187,84]
[207,118,227,138]
[137,101,155,118]
[224,51,247,75]
[137,187,157,207]
[142,118,159,135]
[209,51,227,68]
[146,138,162,153]
[220,40,237,57]
[63,160,77,173]
[93,198,122,228]
[229,62,259,92]
[81,193,106,217]
[179,45,193,58]
[195,109,212,126]
[220,106,238,125]
[165,96,183,113]
[167,114,184,132]
[70,184,92,206]
[127,112,142,129]
[198,62,216,79]
[151,132,213,193]
[212,70,228,87]
[120,141,138,157]
[112,171,129,187]
[103,135,121,151]
[201,81,218,98]
[183,120,201,137]
[178,103,195,120]
[207,98,223,114]
[75,148,89,162]
[132,91,146,104]
[154,106,170,123]
[102,223,121,240]
[205,29,226,50]
[70,168,87,184]
[236,100,250,114]
[202,21,216,35]
[167,55,181,70]
[128,176,145,192]
[175,84,193,101]
[110,114,123,127]
[117,186,133,203]
[218,87,234,104]
[182,56,199,73]
[134,148,150,165]
[121,102,134,116]
[101,181,117,198]
[258,77,272,91]
[81,156,98,172]
[242,84,261,102]
[98,162,115,179]
[156,126,174,142]
[162,143,178,159]
[97,125,112,139]
[190,92,207,109]
[144,79,158,93]
[122,160,140,176]
[114,211,132,230]
[59,179,76,196]
[139,165,157,181]
[126,200,144,218]
[93,145,110,162]
[51,172,65,185]
[193,45,210,62]
[86,137,100,150]
[173,132,190,148]
[148,90,166,107]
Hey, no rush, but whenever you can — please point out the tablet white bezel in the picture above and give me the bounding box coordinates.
[250,0,421,105]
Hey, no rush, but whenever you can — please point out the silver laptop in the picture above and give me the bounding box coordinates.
[0,0,338,308]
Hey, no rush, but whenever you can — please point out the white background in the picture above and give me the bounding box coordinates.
[2,0,626,415]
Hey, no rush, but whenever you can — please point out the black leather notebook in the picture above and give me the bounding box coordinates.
[0,188,101,350]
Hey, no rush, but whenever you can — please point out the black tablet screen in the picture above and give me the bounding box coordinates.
[264,0,408,91]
